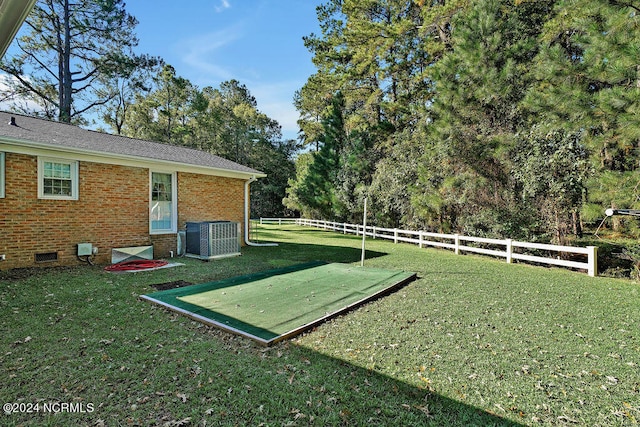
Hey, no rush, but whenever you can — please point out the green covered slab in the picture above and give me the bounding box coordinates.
[141,261,416,345]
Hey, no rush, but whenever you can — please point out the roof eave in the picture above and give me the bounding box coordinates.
[0,136,267,180]
[0,0,37,58]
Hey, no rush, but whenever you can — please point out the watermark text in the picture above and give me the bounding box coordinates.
[3,402,94,415]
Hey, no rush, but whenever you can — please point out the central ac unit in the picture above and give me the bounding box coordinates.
[185,221,241,260]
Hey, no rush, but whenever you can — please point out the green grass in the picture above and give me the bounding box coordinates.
[1,224,639,426]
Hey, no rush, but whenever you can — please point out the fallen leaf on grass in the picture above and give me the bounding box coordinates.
[557,415,578,423]
[163,418,191,427]
[176,393,188,403]
[12,336,32,346]
[416,404,432,417]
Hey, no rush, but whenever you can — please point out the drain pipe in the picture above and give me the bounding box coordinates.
[244,175,278,247]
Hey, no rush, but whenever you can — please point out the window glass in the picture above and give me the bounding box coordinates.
[38,157,78,200]
[151,172,175,232]
[43,161,73,196]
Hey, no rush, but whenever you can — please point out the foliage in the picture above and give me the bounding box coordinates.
[289,93,347,220]
[124,64,195,143]
[289,0,626,244]
[291,0,460,225]
[512,127,592,243]
[0,0,156,124]
[524,0,640,231]
[411,0,556,238]
[283,152,316,218]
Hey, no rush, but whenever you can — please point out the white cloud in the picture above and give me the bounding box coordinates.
[215,0,231,13]
[176,26,242,82]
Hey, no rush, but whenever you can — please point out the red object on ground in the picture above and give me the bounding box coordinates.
[104,259,169,272]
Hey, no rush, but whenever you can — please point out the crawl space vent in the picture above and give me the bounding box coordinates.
[35,252,59,263]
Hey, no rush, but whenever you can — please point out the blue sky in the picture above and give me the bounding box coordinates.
[126,0,321,141]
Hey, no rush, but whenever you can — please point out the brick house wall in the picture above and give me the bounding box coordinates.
[151,173,246,258]
[177,172,244,226]
[0,153,247,270]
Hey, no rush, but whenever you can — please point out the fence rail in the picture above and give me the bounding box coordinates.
[259,218,598,277]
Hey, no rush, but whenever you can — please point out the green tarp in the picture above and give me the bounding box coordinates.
[142,261,416,345]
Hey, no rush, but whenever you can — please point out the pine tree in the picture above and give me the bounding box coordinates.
[0,0,146,123]
[293,93,347,220]
[413,0,557,237]
[524,0,640,227]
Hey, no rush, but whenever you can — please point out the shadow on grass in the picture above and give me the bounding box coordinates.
[279,343,525,426]
[245,240,387,265]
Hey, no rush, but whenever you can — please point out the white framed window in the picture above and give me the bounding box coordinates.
[150,171,177,234]
[0,152,5,198]
[37,157,79,200]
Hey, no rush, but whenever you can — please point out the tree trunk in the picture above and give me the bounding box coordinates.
[60,0,72,123]
[572,210,582,237]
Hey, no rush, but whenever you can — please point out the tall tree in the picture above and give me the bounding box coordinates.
[292,0,471,225]
[123,64,195,144]
[98,55,163,135]
[296,92,347,220]
[124,73,296,217]
[413,0,557,237]
[524,0,640,229]
[0,0,147,124]
[512,127,591,243]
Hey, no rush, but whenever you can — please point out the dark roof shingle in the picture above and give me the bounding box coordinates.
[0,111,263,176]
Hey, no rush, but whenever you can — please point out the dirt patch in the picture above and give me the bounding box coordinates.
[0,265,86,281]
[151,280,194,291]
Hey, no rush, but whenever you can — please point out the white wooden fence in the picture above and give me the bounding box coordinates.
[259,218,598,277]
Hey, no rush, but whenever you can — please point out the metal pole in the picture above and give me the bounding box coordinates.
[361,197,367,267]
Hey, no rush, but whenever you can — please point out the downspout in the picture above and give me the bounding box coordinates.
[244,175,278,247]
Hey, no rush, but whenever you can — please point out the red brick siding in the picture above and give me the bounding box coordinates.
[177,172,245,228]
[151,173,246,258]
[0,153,247,270]
[0,153,149,269]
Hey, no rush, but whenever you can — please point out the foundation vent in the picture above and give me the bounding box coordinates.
[35,252,58,263]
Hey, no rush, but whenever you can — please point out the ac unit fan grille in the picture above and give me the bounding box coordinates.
[186,221,240,260]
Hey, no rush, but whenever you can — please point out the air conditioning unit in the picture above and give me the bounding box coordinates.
[185,221,241,260]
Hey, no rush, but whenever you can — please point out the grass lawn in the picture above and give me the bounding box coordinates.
[1,224,638,426]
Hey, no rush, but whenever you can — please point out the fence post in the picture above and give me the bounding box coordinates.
[419,231,424,249]
[587,246,598,277]
[454,234,460,255]
[506,239,513,264]
[394,229,398,244]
